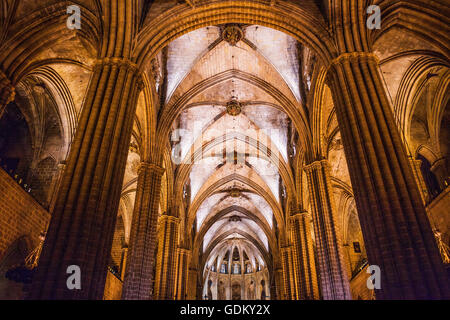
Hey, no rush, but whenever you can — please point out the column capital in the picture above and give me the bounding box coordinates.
[329,52,380,68]
[177,247,192,256]
[94,57,145,91]
[138,161,165,176]
[159,214,180,225]
[289,211,310,222]
[94,57,139,72]
[280,245,293,253]
[57,161,67,170]
[303,159,330,173]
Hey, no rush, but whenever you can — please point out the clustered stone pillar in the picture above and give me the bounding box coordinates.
[290,212,319,300]
[304,160,351,300]
[280,246,296,300]
[175,248,191,300]
[187,267,199,300]
[274,267,284,300]
[431,158,449,191]
[0,69,15,119]
[154,214,179,300]
[120,244,129,280]
[48,162,67,212]
[122,162,164,300]
[408,156,428,204]
[28,58,143,299]
[327,52,450,299]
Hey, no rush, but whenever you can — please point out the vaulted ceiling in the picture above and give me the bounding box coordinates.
[162,24,305,273]
[1,0,448,283]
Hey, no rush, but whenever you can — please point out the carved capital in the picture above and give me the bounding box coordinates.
[290,211,310,222]
[328,52,380,72]
[303,159,330,173]
[159,214,180,225]
[94,57,141,74]
[177,247,192,257]
[138,161,165,176]
[280,245,293,253]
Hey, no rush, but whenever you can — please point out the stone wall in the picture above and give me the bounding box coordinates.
[0,168,50,262]
[103,271,123,300]
[426,186,450,245]
[349,265,373,300]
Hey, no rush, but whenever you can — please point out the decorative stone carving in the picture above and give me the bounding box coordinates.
[228,215,242,222]
[229,188,241,198]
[130,141,139,153]
[226,100,242,116]
[222,25,243,46]
[151,58,161,85]
[33,84,46,95]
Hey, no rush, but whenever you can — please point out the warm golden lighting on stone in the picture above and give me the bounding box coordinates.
[0,0,448,303]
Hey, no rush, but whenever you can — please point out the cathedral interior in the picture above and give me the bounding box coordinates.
[0,0,449,301]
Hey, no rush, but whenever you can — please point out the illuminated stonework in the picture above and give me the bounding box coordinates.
[0,0,447,303]
[229,188,242,198]
[222,25,244,46]
[226,100,242,116]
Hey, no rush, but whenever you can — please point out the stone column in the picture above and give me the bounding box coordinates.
[304,160,351,300]
[327,52,449,299]
[270,277,277,300]
[175,248,191,300]
[154,214,179,300]
[274,267,284,300]
[28,58,143,300]
[48,162,66,212]
[0,69,15,119]
[120,244,129,280]
[122,162,165,300]
[408,156,428,204]
[187,267,199,300]
[431,158,449,191]
[290,212,319,300]
[280,245,296,300]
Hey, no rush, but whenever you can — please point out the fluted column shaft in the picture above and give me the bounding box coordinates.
[274,268,284,300]
[122,162,165,300]
[154,214,179,300]
[175,248,191,300]
[0,69,15,119]
[48,162,66,212]
[120,245,129,280]
[290,212,319,300]
[431,158,449,190]
[304,160,351,300]
[28,58,142,299]
[409,157,428,204]
[327,53,449,299]
[187,267,199,300]
[280,246,296,300]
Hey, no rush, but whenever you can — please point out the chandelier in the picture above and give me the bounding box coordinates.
[5,232,46,284]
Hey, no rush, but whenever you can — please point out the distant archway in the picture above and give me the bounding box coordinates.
[232,282,241,300]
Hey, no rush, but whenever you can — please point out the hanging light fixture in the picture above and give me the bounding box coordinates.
[5,232,46,284]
